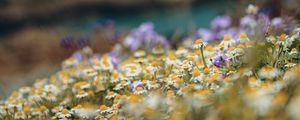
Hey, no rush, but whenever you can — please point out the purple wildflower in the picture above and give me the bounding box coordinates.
[124,22,169,51]
[77,36,90,48]
[60,36,75,49]
[109,52,119,70]
[211,54,228,68]
[240,15,256,28]
[72,51,85,62]
[196,28,215,41]
[211,15,232,30]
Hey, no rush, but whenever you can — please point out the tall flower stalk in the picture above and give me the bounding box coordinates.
[194,39,208,68]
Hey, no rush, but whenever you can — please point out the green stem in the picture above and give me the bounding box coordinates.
[274,45,283,68]
[200,47,207,68]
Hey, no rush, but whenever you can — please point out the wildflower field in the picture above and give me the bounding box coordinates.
[1,4,300,120]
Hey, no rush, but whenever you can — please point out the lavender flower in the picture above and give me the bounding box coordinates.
[240,15,257,28]
[60,36,75,49]
[211,15,232,30]
[109,52,119,70]
[77,36,90,48]
[196,28,214,41]
[72,51,85,62]
[211,54,228,68]
[124,22,169,51]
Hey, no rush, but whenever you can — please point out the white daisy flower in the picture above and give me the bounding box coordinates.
[220,35,236,50]
[258,66,281,79]
[97,105,111,114]
[76,90,89,98]
[134,50,146,57]
[193,39,208,49]
[237,33,250,43]
[58,109,73,118]
[134,86,147,95]
[176,47,188,56]
[105,91,117,100]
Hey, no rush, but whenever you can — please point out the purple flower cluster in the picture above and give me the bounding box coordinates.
[211,54,228,68]
[124,22,169,51]
[194,7,296,42]
[60,35,90,49]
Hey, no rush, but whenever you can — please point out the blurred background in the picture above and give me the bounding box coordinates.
[0,0,299,99]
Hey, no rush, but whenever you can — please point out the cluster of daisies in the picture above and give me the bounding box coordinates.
[1,5,300,120]
[1,29,300,119]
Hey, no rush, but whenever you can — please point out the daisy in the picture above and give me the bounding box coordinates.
[45,93,57,101]
[51,106,63,113]
[100,54,114,71]
[176,47,188,56]
[105,91,117,100]
[220,35,236,50]
[44,84,59,94]
[258,66,281,79]
[82,68,98,77]
[62,57,79,68]
[235,44,245,55]
[60,73,74,84]
[204,45,215,57]
[276,34,290,46]
[173,78,185,88]
[123,64,142,77]
[19,86,31,95]
[237,33,250,43]
[134,50,146,57]
[58,109,73,118]
[119,80,131,87]
[40,105,49,115]
[166,55,179,65]
[152,46,165,54]
[266,35,276,44]
[289,48,298,55]
[248,76,262,88]
[285,63,297,68]
[76,90,89,98]
[191,69,204,82]
[150,61,162,71]
[134,86,147,95]
[110,71,120,83]
[146,81,160,89]
[193,39,208,49]
[15,111,25,119]
[97,105,111,114]
[72,103,98,118]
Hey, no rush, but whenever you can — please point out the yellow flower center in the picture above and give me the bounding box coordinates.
[193,69,200,76]
[40,106,47,112]
[24,105,31,113]
[62,109,69,114]
[237,44,245,48]
[79,90,86,95]
[136,87,144,91]
[175,78,184,83]
[195,39,203,45]
[150,81,156,85]
[178,47,185,50]
[223,35,231,41]
[169,55,176,60]
[99,105,108,111]
[280,34,287,41]
[239,33,247,39]
[203,68,210,74]
[205,45,214,51]
[120,80,127,85]
[108,92,115,96]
